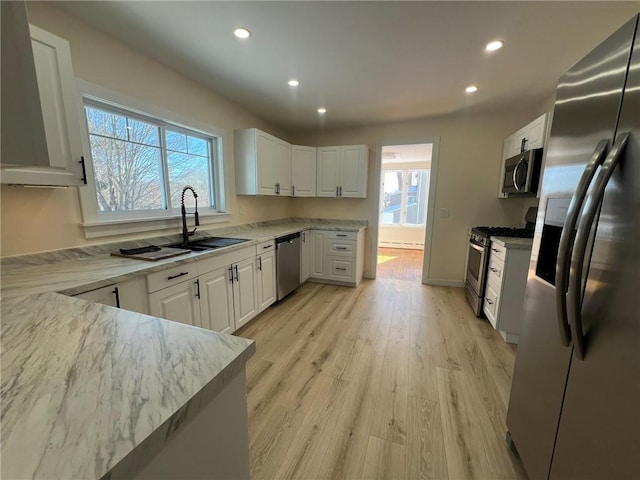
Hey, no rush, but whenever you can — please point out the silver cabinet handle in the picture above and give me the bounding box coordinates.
[555,139,609,346]
[491,248,500,253]
[339,186,343,196]
[228,266,234,282]
[485,298,494,305]
[258,256,262,271]
[292,185,295,196]
[335,246,348,250]
[195,279,200,299]
[336,186,339,197]
[489,267,499,273]
[336,267,347,271]
[234,264,239,282]
[568,132,628,360]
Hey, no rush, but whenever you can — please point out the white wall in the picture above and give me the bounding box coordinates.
[292,107,548,282]
[0,2,294,257]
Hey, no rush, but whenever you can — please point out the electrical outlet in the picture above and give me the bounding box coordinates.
[439,208,450,218]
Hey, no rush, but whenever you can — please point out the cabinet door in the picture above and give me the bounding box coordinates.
[524,113,548,150]
[232,257,259,329]
[75,285,118,307]
[291,146,317,197]
[117,277,149,315]
[256,131,277,195]
[310,231,327,278]
[257,251,276,312]
[340,145,368,198]
[316,147,340,197]
[149,281,200,327]
[300,230,311,282]
[274,140,292,196]
[1,25,85,186]
[199,266,235,334]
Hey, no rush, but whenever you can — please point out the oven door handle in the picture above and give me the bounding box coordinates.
[555,138,609,346]
[512,156,527,192]
[469,242,485,253]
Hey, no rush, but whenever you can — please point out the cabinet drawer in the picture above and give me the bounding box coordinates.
[147,264,198,293]
[483,283,500,328]
[328,257,355,281]
[257,239,275,253]
[489,241,507,262]
[327,239,355,256]
[487,255,505,286]
[323,230,357,241]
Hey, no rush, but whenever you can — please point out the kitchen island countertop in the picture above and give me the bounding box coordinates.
[1,292,255,479]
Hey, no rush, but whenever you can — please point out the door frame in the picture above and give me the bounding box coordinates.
[368,138,440,283]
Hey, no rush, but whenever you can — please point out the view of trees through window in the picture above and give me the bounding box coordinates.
[85,104,213,213]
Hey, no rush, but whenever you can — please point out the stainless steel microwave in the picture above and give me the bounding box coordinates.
[502,148,543,196]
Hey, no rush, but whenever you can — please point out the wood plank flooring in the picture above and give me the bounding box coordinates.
[377,248,424,281]
[236,279,526,479]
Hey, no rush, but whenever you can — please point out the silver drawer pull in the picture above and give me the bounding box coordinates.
[335,247,348,250]
[336,234,347,237]
[491,248,500,253]
[336,267,347,271]
[489,267,500,273]
[263,245,271,249]
[485,298,494,305]
[167,272,189,280]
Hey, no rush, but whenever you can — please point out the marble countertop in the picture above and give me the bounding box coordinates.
[490,236,534,249]
[1,292,255,479]
[0,219,366,299]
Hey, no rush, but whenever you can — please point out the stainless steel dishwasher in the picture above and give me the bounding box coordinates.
[276,232,301,300]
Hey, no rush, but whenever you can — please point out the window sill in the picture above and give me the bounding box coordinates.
[83,211,231,239]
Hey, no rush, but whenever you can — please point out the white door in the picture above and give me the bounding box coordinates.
[316,147,340,197]
[340,145,368,198]
[274,140,292,195]
[233,257,259,329]
[149,281,200,327]
[300,230,311,282]
[199,266,236,334]
[257,251,277,312]
[291,146,317,197]
[310,231,326,278]
[256,131,277,195]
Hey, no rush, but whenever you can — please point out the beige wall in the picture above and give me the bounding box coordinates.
[292,106,548,282]
[1,2,294,257]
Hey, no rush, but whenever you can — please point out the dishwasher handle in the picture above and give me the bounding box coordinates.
[276,232,301,245]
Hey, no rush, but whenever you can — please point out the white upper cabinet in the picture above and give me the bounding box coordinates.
[235,128,291,196]
[316,145,368,198]
[291,145,317,197]
[498,113,549,198]
[1,12,86,187]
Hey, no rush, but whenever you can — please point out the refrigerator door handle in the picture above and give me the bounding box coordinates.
[568,132,629,360]
[555,139,610,346]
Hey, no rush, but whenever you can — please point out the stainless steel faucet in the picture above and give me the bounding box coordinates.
[181,186,200,243]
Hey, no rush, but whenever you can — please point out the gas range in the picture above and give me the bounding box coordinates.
[470,226,534,247]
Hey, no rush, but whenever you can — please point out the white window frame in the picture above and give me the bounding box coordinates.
[380,167,430,228]
[76,80,229,238]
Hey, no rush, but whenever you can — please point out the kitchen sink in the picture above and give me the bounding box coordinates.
[165,237,249,251]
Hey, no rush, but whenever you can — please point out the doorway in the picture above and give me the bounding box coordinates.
[376,143,433,281]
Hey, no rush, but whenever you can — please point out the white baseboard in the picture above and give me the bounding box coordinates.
[378,241,424,250]
[423,279,466,288]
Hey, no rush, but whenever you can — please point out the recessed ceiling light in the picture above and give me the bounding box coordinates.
[233,27,251,39]
[465,85,478,93]
[317,108,327,114]
[288,79,300,87]
[485,40,504,52]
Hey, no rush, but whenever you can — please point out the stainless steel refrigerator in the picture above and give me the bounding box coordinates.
[506,14,639,480]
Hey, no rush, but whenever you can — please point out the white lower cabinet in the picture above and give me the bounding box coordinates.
[149,280,201,327]
[309,229,365,286]
[199,266,235,334]
[256,242,276,312]
[482,238,532,344]
[232,257,259,329]
[300,230,311,283]
[74,277,149,315]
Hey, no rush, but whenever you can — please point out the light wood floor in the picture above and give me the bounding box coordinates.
[236,279,526,480]
[377,248,424,282]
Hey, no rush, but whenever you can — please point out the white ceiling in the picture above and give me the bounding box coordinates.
[56,1,639,132]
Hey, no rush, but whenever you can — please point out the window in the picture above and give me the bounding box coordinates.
[85,102,216,213]
[381,169,429,226]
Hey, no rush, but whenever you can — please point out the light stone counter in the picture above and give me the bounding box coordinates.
[1,292,255,479]
[0,218,366,299]
[490,236,534,250]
